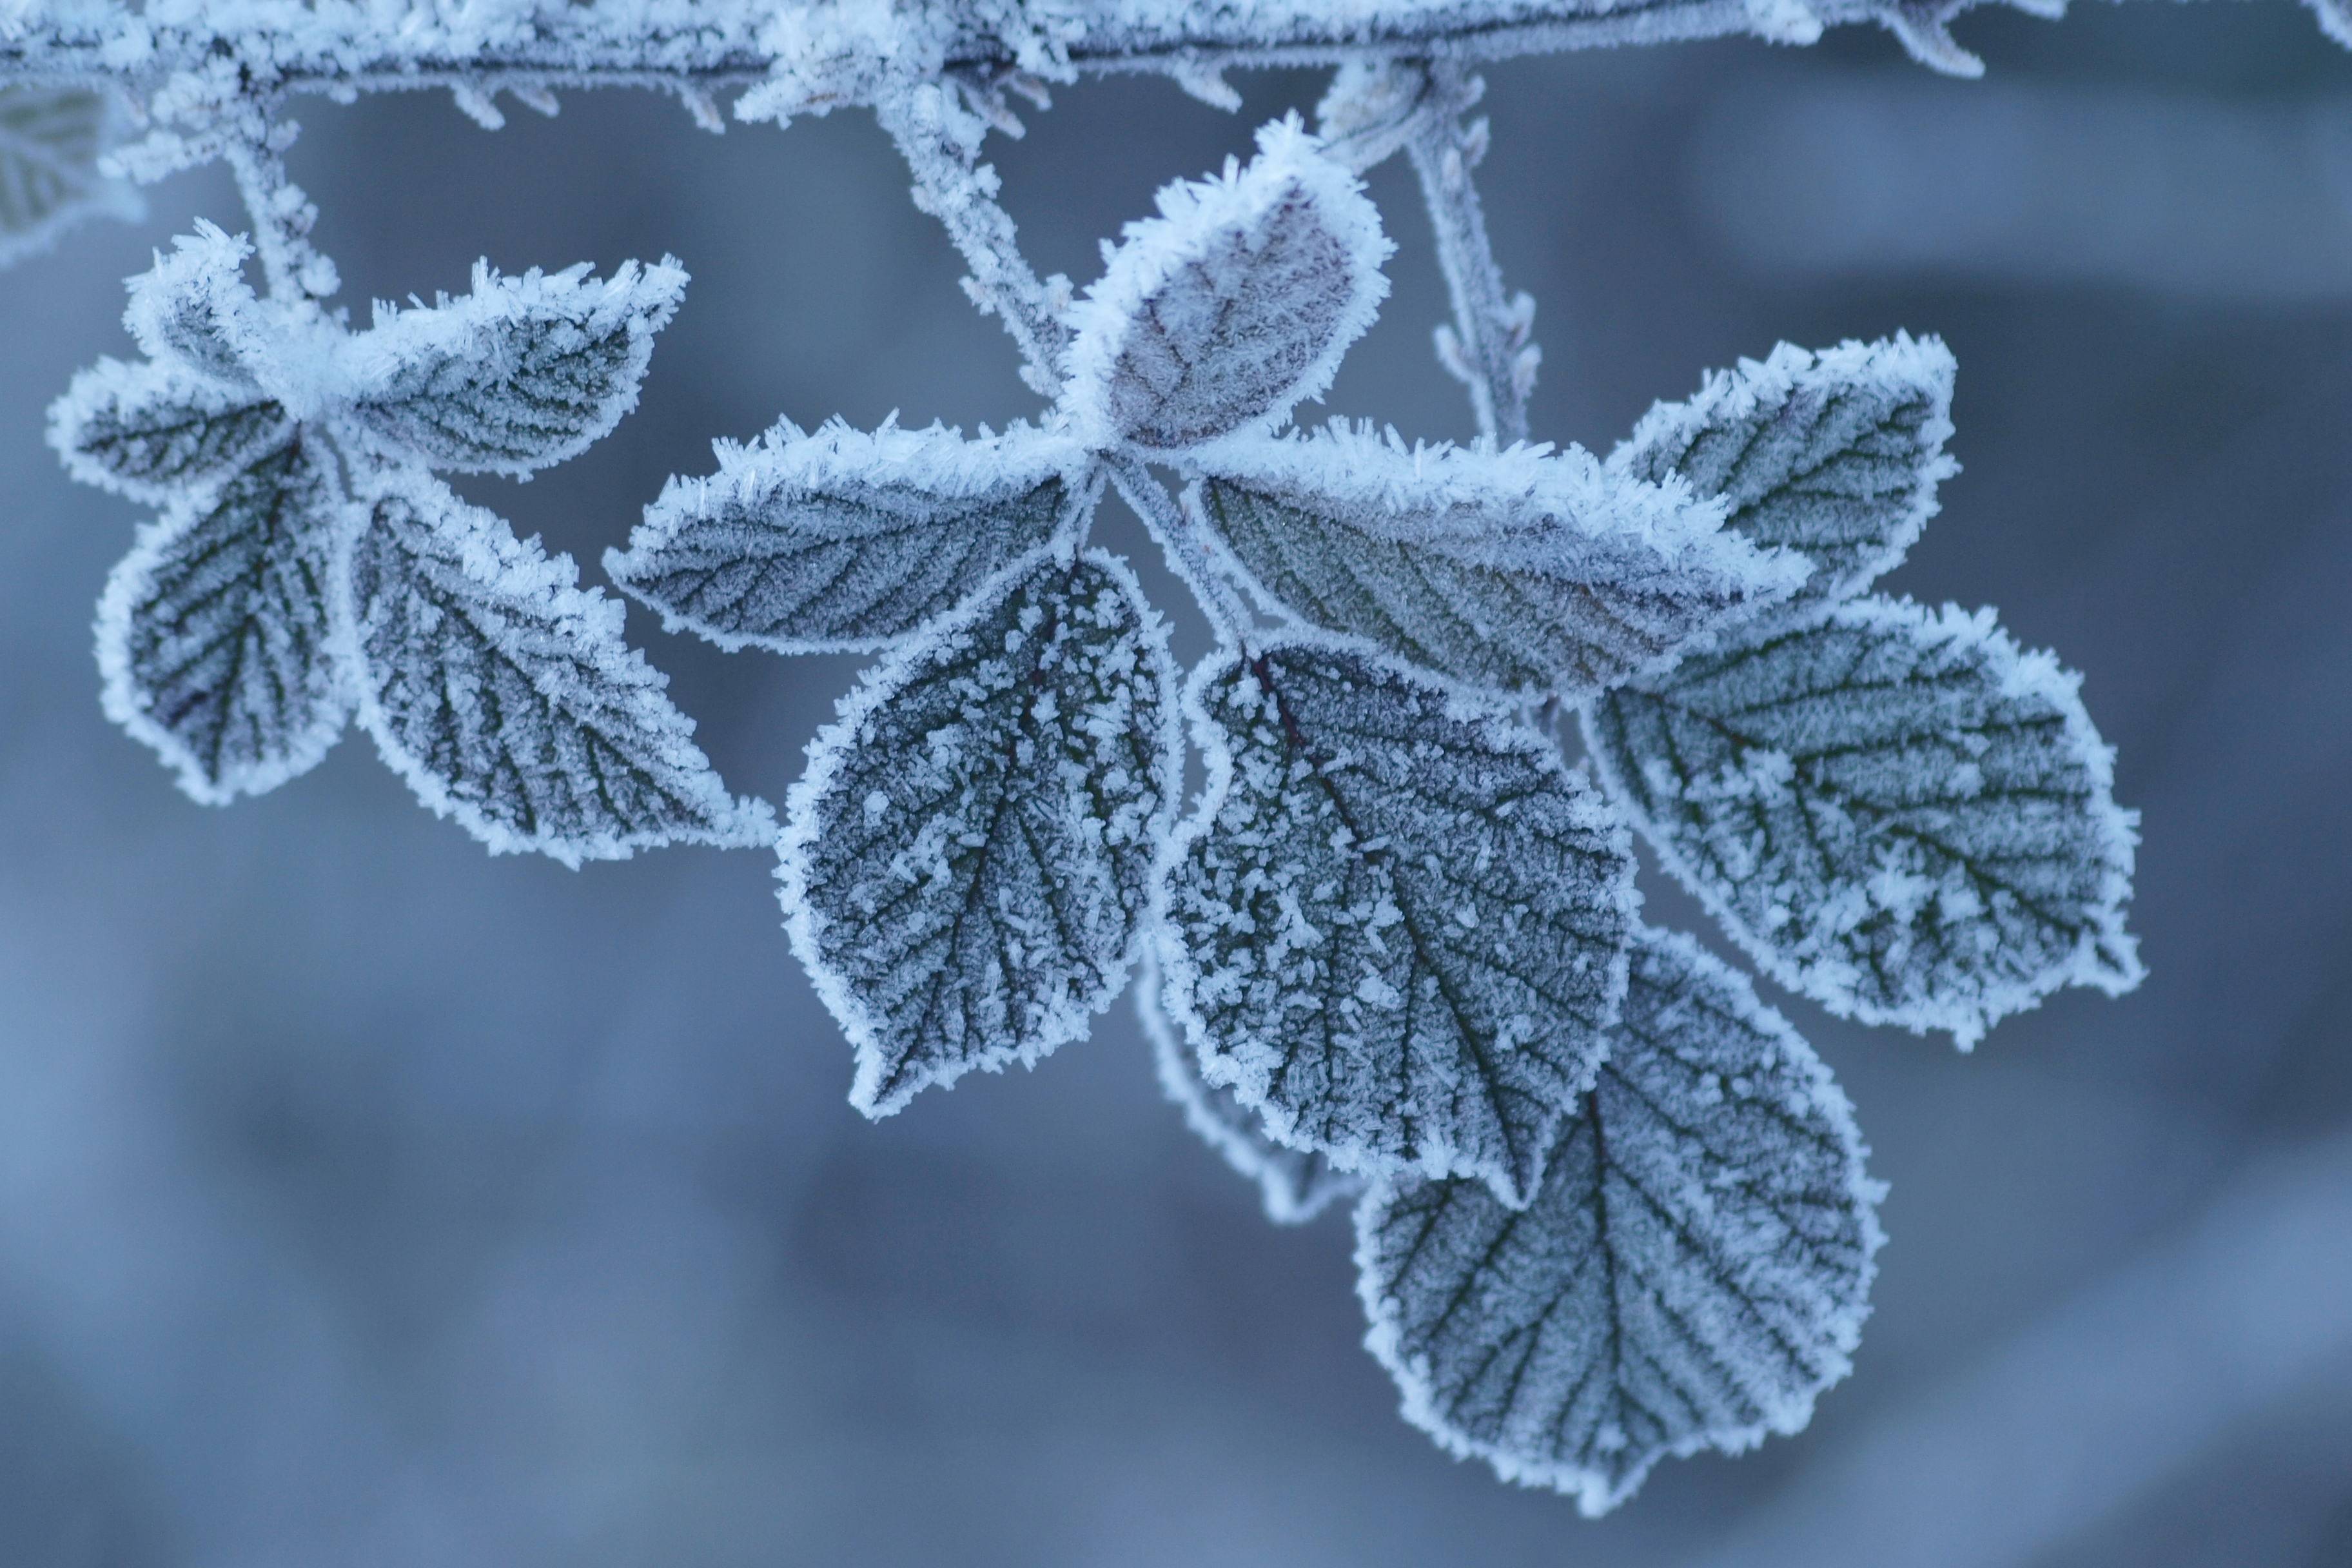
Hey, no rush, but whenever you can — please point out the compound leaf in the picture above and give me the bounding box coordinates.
[779,547,1180,1116]
[346,468,772,865]
[1064,116,1389,455]
[50,356,290,504]
[607,418,1091,654]
[1358,927,1883,1516]
[1141,951,1364,1224]
[1611,336,1956,628]
[1159,637,1638,1208]
[345,257,687,476]
[1584,596,2142,1046]
[1191,425,1803,701]
[94,433,352,803]
[0,84,141,269]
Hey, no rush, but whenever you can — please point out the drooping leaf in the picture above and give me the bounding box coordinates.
[607,418,1092,654]
[1357,927,1884,1516]
[344,467,774,865]
[49,357,289,504]
[1141,951,1363,1224]
[1584,595,2142,1046]
[779,547,1181,1116]
[1611,335,1956,629]
[119,222,271,390]
[0,84,141,270]
[344,257,687,476]
[1159,636,1638,1207]
[1189,425,1803,701]
[1063,115,1390,455]
[94,433,353,803]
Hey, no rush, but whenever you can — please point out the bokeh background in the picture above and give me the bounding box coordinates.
[5,4,2352,1563]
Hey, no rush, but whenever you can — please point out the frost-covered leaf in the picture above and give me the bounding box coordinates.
[49,357,290,504]
[0,84,141,270]
[1064,116,1390,454]
[121,222,271,390]
[1358,926,1883,1516]
[1612,336,1956,628]
[607,418,1092,654]
[1190,425,1803,701]
[1142,951,1364,1224]
[345,467,773,865]
[1159,637,1638,1206]
[779,547,1180,1115]
[344,257,687,476]
[95,433,352,803]
[1585,596,2142,1046]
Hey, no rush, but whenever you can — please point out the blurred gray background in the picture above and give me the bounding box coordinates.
[5,4,2352,1564]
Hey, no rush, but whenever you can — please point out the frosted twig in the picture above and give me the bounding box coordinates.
[220,106,337,306]
[1402,62,1538,444]
[876,78,1070,398]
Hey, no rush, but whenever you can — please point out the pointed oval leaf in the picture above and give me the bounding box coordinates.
[344,469,774,865]
[95,432,353,803]
[1358,927,1884,1516]
[1190,426,1804,701]
[0,84,141,269]
[1063,116,1391,454]
[1585,596,2142,1046]
[1141,951,1364,1224]
[344,257,687,476]
[121,222,270,389]
[779,547,1182,1116]
[606,419,1092,654]
[1611,335,1956,629]
[1159,636,1638,1207]
[50,356,290,504]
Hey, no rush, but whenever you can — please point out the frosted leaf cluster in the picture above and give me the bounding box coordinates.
[50,224,769,862]
[15,0,2179,1501]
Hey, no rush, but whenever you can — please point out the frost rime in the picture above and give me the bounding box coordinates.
[1064,117,1390,454]
[346,469,773,865]
[1612,336,1957,630]
[1357,928,1884,1516]
[1585,596,2143,1044]
[781,548,1181,1115]
[95,433,352,803]
[1159,638,1638,1207]
[346,258,687,476]
[1190,424,1805,700]
[607,419,1092,653]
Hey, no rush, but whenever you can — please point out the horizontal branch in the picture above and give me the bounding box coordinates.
[1,0,2305,117]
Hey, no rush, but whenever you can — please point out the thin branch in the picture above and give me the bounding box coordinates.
[874,77,1070,399]
[1402,61,1538,446]
[219,104,337,306]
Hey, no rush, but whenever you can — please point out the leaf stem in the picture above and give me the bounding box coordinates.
[1106,457,1253,647]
